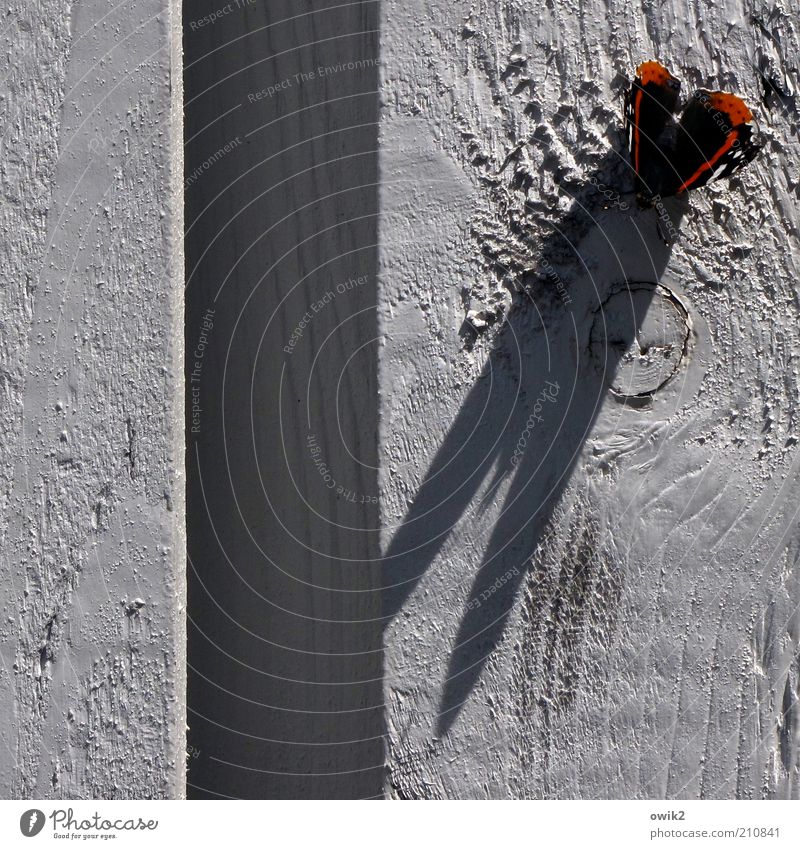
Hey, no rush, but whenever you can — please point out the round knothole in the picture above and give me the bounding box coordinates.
[590,281,691,400]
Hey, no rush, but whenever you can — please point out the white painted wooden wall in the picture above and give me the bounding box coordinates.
[0,0,184,798]
[379,0,800,798]
[3,0,798,802]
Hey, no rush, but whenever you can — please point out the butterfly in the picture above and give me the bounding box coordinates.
[624,61,761,203]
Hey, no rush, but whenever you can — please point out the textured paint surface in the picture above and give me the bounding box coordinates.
[380,0,800,798]
[0,0,185,797]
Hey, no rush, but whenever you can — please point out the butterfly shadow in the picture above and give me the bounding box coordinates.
[382,147,688,738]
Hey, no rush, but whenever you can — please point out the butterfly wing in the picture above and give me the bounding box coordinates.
[624,61,681,199]
[667,90,761,195]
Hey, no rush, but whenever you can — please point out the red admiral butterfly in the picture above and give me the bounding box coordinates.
[624,61,761,203]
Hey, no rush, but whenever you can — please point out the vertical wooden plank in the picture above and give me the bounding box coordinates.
[184,1,383,798]
[380,0,800,798]
[0,0,185,797]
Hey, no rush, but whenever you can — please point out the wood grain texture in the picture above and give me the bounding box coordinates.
[0,0,185,798]
[184,0,383,799]
[380,0,800,798]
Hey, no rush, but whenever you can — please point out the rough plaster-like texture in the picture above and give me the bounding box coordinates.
[380,0,800,797]
[0,0,184,797]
